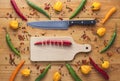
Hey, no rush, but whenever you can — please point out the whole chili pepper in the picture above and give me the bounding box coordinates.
[4,28,20,57]
[101,7,117,24]
[69,0,87,19]
[9,60,25,81]
[100,25,117,53]
[35,64,51,81]
[66,64,82,81]
[10,0,27,21]
[26,0,51,19]
[89,57,109,80]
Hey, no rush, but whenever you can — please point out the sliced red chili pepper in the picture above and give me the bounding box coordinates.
[89,57,109,80]
[34,40,72,46]
[11,0,27,21]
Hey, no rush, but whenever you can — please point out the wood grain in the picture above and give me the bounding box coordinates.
[0,0,120,81]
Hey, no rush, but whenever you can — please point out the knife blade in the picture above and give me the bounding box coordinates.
[27,19,96,30]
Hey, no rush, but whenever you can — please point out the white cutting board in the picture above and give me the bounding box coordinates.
[30,36,91,61]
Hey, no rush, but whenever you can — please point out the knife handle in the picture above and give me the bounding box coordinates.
[69,20,96,26]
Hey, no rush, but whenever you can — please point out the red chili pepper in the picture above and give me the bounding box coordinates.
[34,40,72,46]
[51,41,54,45]
[11,0,27,21]
[57,41,62,46]
[46,40,50,45]
[89,57,109,80]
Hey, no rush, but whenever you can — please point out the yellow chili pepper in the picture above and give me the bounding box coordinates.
[97,27,106,37]
[81,65,91,74]
[53,1,63,12]
[102,61,110,69]
[21,68,31,77]
[9,20,19,30]
[53,72,61,81]
[91,2,101,11]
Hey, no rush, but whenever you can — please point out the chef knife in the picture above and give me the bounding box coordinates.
[27,19,96,30]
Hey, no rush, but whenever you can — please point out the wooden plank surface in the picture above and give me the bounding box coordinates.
[0,0,120,81]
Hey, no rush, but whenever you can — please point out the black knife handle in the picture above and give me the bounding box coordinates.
[69,20,96,26]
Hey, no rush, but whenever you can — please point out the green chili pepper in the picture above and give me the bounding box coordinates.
[6,33,20,57]
[66,64,82,81]
[100,25,117,53]
[69,0,87,19]
[26,0,51,19]
[35,64,51,81]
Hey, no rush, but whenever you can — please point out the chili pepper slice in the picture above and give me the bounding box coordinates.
[35,64,51,81]
[26,0,51,19]
[69,0,87,19]
[89,57,109,80]
[100,25,117,53]
[66,64,82,81]
[10,0,27,21]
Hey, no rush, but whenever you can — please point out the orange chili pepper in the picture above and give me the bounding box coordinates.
[101,7,117,24]
[9,60,25,81]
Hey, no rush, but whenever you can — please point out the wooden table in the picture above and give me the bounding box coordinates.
[0,0,120,81]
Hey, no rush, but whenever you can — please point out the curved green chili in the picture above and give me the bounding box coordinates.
[35,64,51,81]
[100,26,117,53]
[69,0,87,19]
[26,0,51,19]
[66,64,82,81]
[6,33,20,57]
